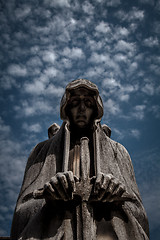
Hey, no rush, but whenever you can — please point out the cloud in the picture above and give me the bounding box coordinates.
[0,117,11,137]
[24,80,45,95]
[88,53,121,75]
[112,127,141,140]
[115,7,144,22]
[43,67,58,78]
[130,129,140,138]
[102,78,138,102]
[62,47,85,59]
[95,21,111,34]
[0,75,18,90]
[0,118,38,236]
[142,83,154,95]
[143,37,159,47]
[95,0,121,6]
[132,105,146,120]
[24,80,64,97]
[149,64,160,76]
[14,98,54,117]
[22,122,42,133]
[114,40,136,55]
[44,0,71,7]
[114,53,128,62]
[82,1,94,15]
[149,105,160,119]
[104,99,121,116]
[60,58,72,69]
[7,64,28,77]
[15,5,31,19]
[106,0,121,6]
[41,50,57,63]
[102,77,120,89]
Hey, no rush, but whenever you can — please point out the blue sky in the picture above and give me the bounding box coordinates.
[0,0,160,239]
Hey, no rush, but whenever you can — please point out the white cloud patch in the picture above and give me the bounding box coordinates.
[149,63,160,76]
[96,0,121,6]
[0,76,18,90]
[130,129,140,138]
[88,53,121,74]
[116,27,129,36]
[26,56,43,67]
[106,0,121,6]
[142,83,154,95]
[82,1,94,15]
[114,53,128,62]
[15,5,31,19]
[22,122,42,133]
[115,40,136,55]
[8,64,27,77]
[41,50,57,63]
[44,0,71,7]
[0,117,11,137]
[62,47,85,59]
[143,37,159,47]
[150,105,160,119]
[102,77,120,89]
[132,105,146,120]
[115,7,144,22]
[102,78,137,102]
[0,118,40,236]
[43,67,58,78]
[113,128,140,140]
[104,99,121,116]
[95,21,111,34]
[14,98,53,117]
[24,80,45,95]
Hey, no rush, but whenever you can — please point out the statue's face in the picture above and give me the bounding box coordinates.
[68,88,96,128]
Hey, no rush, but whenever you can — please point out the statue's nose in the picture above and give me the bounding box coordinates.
[79,101,86,112]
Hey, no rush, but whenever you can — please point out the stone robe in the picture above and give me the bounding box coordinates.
[11,122,149,240]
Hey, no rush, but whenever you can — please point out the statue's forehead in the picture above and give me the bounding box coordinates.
[69,87,95,96]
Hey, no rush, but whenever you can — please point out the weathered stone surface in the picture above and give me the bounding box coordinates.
[11,79,149,240]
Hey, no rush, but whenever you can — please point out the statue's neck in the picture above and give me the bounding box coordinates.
[70,124,93,146]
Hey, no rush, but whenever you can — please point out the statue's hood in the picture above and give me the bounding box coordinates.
[60,79,103,122]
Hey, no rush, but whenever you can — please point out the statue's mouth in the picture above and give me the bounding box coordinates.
[76,115,86,120]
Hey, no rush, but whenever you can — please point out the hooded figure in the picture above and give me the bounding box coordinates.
[11,79,149,240]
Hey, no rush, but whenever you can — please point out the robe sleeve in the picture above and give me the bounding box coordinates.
[10,140,49,239]
[110,142,149,240]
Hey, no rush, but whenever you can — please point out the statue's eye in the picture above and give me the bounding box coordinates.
[70,99,79,107]
[84,99,93,108]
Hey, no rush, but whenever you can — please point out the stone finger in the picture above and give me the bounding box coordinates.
[65,171,75,192]
[44,182,59,200]
[50,176,67,201]
[101,174,111,190]
[113,184,126,196]
[57,172,69,190]
[94,172,104,193]
[107,181,117,194]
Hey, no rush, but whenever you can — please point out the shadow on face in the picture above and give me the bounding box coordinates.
[66,88,98,129]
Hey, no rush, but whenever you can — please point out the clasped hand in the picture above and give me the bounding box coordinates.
[43,171,126,202]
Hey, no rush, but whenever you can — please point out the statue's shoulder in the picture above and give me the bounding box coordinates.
[101,124,130,157]
[30,123,64,157]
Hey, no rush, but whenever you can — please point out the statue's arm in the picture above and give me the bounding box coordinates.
[111,143,149,239]
[91,140,149,239]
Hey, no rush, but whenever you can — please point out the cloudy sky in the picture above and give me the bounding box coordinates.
[0,0,160,239]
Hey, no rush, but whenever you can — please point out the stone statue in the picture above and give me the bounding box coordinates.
[11,79,149,240]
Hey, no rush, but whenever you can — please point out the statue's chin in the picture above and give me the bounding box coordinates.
[75,121,88,128]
